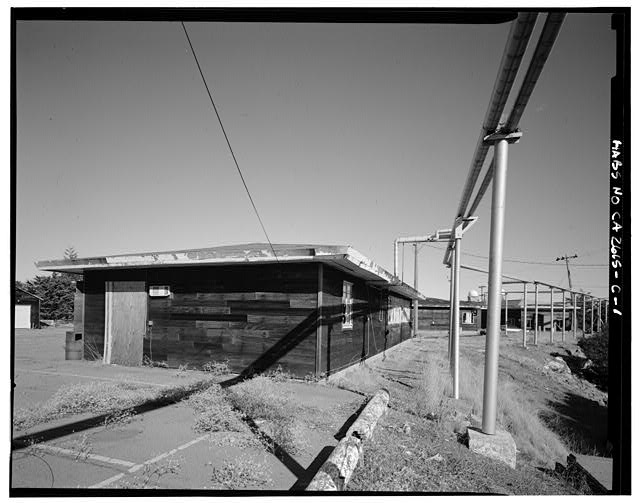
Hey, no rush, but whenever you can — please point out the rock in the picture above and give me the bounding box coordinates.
[402,423,412,434]
[582,359,593,370]
[545,357,571,374]
[571,347,587,359]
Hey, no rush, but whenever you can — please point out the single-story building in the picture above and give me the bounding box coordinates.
[418,297,484,332]
[15,287,42,329]
[36,243,423,378]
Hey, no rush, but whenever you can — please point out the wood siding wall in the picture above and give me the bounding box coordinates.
[80,263,415,377]
[145,264,318,376]
[320,266,412,376]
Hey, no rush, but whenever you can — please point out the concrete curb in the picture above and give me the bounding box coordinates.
[306,388,390,491]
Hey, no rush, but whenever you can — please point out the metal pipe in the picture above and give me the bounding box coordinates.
[522,283,528,348]
[590,297,594,335]
[604,299,608,324]
[467,13,565,219]
[455,13,538,220]
[550,287,554,343]
[534,283,539,344]
[597,298,602,332]
[413,243,419,336]
[481,137,509,435]
[452,237,461,399]
[503,13,567,131]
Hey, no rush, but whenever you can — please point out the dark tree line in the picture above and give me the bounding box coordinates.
[16,247,79,322]
[16,273,77,321]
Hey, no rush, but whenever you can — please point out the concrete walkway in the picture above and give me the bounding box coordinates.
[12,328,365,491]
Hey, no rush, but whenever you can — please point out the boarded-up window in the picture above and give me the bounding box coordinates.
[342,281,353,329]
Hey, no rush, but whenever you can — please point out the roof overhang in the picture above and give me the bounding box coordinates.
[36,243,425,301]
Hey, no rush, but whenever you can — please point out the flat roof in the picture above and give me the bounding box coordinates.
[36,243,424,301]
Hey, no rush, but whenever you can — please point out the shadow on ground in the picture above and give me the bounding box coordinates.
[540,391,610,456]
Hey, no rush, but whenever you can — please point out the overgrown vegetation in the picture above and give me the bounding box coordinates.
[209,455,273,489]
[201,360,232,375]
[13,377,216,431]
[188,384,246,433]
[407,352,568,467]
[578,328,608,390]
[348,407,578,494]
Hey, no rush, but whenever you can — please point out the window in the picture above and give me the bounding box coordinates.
[342,281,353,329]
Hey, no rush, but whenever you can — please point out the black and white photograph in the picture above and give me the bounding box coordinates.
[9,5,631,496]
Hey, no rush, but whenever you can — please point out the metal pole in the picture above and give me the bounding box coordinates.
[604,299,608,325]
[393,239,399,277]
[571,292,578,339]
[590,297,594,335]
[448,267,454,362]
[562,290,566,342]
[550,287,554,343]
[452,236,461,399]
[597,298,602,332]
[481,137,509,435]
[413,243,419,336]
[534,283,539,345]
[504,292,508,333]
[522,283,527,348]
[582,295,586,337]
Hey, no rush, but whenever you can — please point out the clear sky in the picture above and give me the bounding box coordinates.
[15,12,615,300]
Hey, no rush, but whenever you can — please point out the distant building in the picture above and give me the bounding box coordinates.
[37,243,423,378]
[419,296,582,333]
[14,287,42,329]
[419,297,484,332]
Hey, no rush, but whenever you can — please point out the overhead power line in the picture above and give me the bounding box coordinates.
[419,242,606,266]
[180,22,279,262]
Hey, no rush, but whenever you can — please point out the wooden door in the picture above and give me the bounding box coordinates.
[104,281,147,366]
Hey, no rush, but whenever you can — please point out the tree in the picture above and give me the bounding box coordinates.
[17,273,76,321]
[64,246,78,260]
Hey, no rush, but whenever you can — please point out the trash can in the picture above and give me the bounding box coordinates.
[65,331,83,360]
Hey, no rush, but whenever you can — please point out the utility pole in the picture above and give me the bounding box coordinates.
[556,253,578,290]
[479,285,487,305]
[556,253,577,336]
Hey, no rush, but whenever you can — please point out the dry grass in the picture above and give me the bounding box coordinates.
[380,350,568,469]
[13,377,217,432]
[209,454,273,489]
[348,407,578,495]
[187,384,246,433]
[227,375,309,454]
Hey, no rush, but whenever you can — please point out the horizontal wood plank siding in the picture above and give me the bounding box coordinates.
[321,266,413,376]
[145,263,318,376]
